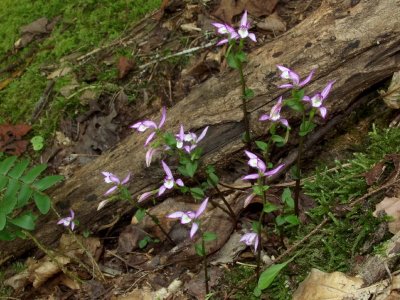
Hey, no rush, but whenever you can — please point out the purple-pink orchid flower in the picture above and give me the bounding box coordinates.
[102,171,130,196]
[303,80,335,119]
[240,231,259,252]
[57,209,76,231]
[176,125,209,153]
[259,96,289,128]
[212,10,256,45]
[237,10,256,42]
[158,161,184,196]
[242,151,284,180]
[277,65,314,89]
[130,107,167,146]
[167,197,209,238]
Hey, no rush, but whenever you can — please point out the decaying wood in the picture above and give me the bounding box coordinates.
[1,0,400,261]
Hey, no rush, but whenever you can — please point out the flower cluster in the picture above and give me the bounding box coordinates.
[131,107,167,167]
[212,10,256,45]
[176,125,209,154]
[276,65,335,119]
[240,231,259,252]
[168,197,208,239]
[57,209,76,231]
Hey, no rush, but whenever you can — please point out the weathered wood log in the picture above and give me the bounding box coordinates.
[1,0,400,260]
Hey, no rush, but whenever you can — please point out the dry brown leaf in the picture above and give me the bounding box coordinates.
[293,268,364,300]
[115,287,154,300]
[117,56,135,79]
[257,11,286,32]
[213,0,278,23]
[379,72,400,109]
[373,197,400,234]
[180,22,201,32]
[0,123,32,155]
[29,256,71,288]
[4,270,30,290]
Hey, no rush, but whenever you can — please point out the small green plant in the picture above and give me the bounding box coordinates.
[30,135,44,151]
[0,155,63,240]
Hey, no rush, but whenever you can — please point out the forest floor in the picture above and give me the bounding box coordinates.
[1,0,400,299]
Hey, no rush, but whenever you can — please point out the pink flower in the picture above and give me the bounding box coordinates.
[212,10,256,46]
[130,107,167,146]
[102,171,130,195]
[242,151,284,180]
[259,97,289,128]
[168,197,208,238]
[176,125,209,154]
[158,161,184,196]
[57,209,76,231]
[240,232,259,252]
[303,81,335,118]
[237,10,256,42]
[277,65,314,89]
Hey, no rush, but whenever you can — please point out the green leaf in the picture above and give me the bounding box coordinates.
[299,120,316,137]
[8,159,30,179]
[271,135,285,144]
[190,187,205,200]
[17,184,33,208]
[253,287,262,297]
[139,236,150,249]
[203,232,217,242]
[292,89,305,101]
[264,202,279,213]
[0,174,8,190]
[285,98,304,112]
[178,166,189,177]
[257,262,288,290]
[252,221,261,233]
[236,51,246,63]
[20,164,47,184]
[255,141,268,152]
[195,243,205,256]
[186,161,198,178]
[0,178,20,214]
[0,212,6,230]
[134,208,146,223]
[282,188,294,209]
[33,192,51,214]
[208,172,219,186]
[284,215,300,225]
[9,213,36,230]
[226,52,239,69]
[31,136,44,151]
[164,132,176,147]
[276,215,285,226]
[0,230,15,241]
[0,156,17,175]
[244,88,254,100]
[32,175,63,191]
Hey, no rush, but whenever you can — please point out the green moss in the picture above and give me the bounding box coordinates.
[0,0,161,135]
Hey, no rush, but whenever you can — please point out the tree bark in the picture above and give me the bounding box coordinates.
[1,0,400,261]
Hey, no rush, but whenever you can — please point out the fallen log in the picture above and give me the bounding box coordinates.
[1,0,400,260]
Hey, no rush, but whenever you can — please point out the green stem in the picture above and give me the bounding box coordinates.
[294,113,306,216]
[51,206,105,281]
[213,185,237,225]
[237,60,251,148]
[202,234,210,295]
[144,209,176,245]
[256,176,266,279]
[23,230,83,284]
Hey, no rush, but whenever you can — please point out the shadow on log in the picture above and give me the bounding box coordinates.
[1,0,400,261]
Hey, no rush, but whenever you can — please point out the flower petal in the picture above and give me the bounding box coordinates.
[244,193,255,207]
[278,83,294,89]
[145,148,156,167]
[248,32,257,42]
[195,197,209,218]
[70,221,75,231]
[104,185,118,196]
[299,69,315,87]
[97,199,109,211]
[168,211,185,218]
[321,80,335,99]
[259,114,270,121]
[196,126,209,143]
[242,173,260,180]
[158,185,166,196]
[280,119,289,128]
[190,222,199,239]
[144,131,156,146]
[264,164,285,177]
[121,173,131,185]
[176,178,184,187]
[216,38,229,46]
[240,10,248,28]
[161,160,173,178]
[319,106,327,118]
[138,191,154,202]
[159,107,167,128]
[244,150,258,160]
